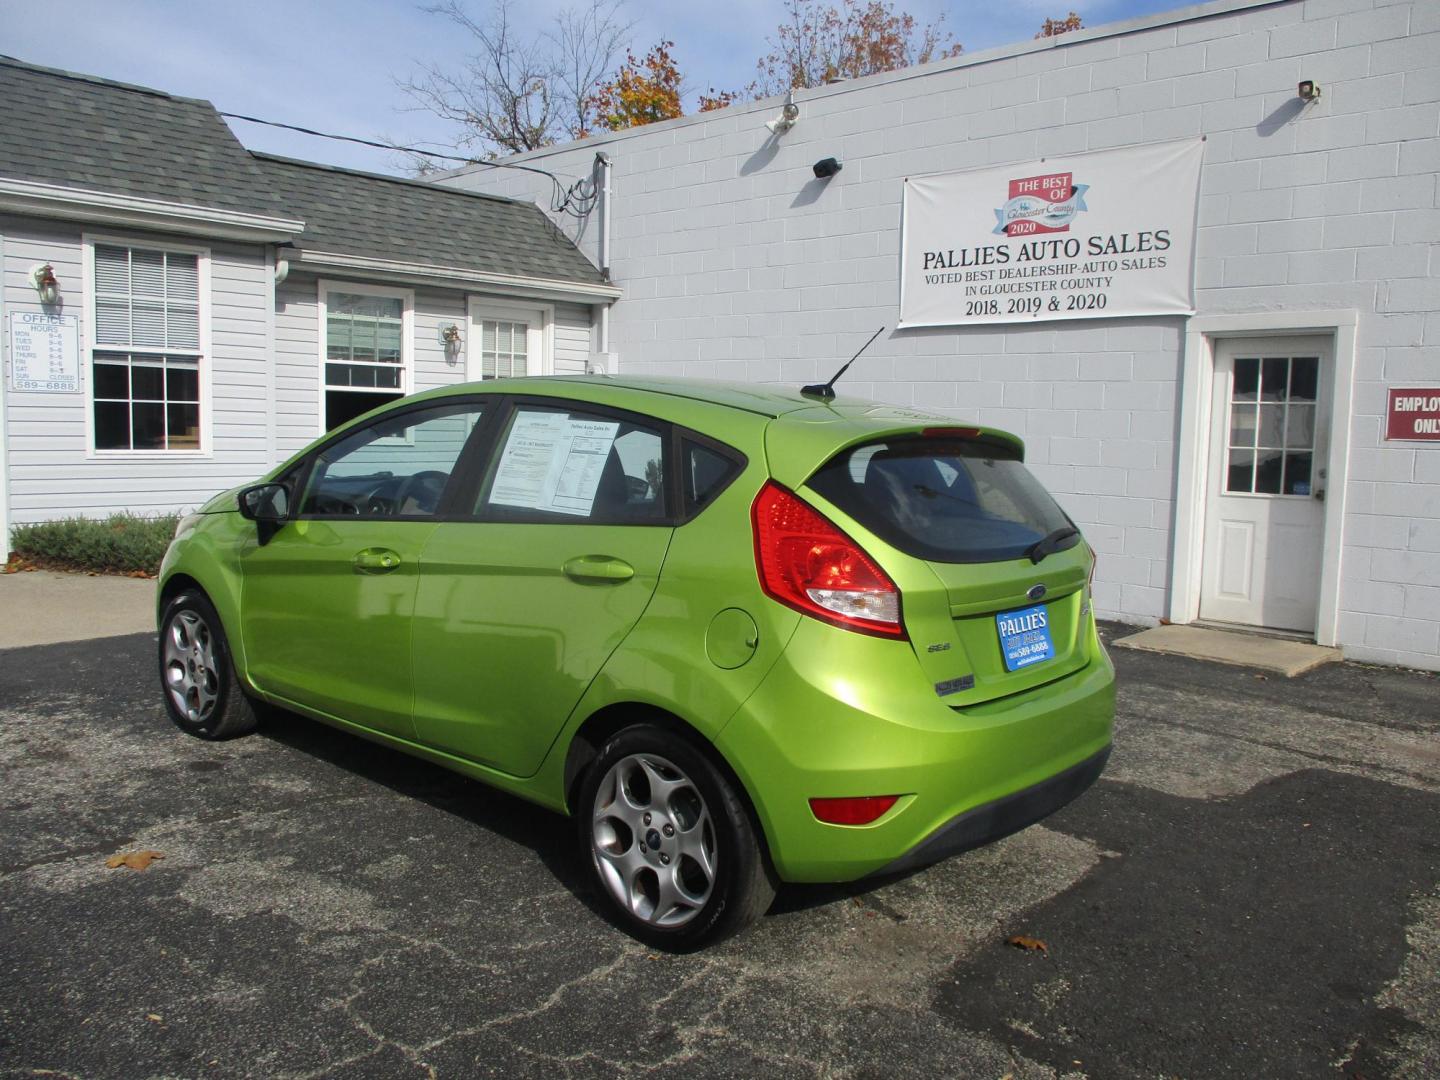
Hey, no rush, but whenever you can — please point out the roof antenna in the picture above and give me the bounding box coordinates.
[801,326,885,401]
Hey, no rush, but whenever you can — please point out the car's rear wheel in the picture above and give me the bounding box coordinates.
[158,591,259,740]
[579,724,775,950]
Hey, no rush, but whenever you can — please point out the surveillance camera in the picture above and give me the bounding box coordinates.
[812,157,842,179]
[1298,79,1321,101]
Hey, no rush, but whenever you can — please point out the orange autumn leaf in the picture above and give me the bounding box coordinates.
[588,41,684,131]
[1006,934,1049,954]
[106,850,165,870]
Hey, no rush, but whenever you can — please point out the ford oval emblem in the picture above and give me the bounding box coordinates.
[1027,583,1047,602]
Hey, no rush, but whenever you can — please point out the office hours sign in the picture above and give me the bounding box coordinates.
[9,312,81,392]
[899,139,1204,328]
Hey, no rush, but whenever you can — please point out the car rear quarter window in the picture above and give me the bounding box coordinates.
[478,404,668,524]
[683,440,742,517]
[806,436,1076,564]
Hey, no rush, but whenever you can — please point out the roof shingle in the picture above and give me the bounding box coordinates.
[253,154,605,286]
[0,56,282,217]
[0,56,605,287]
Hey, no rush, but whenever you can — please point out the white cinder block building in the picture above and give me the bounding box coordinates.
[439,0,1440,671]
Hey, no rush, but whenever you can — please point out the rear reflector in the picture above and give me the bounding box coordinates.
[809,795,900,825]
[752,482,904,638]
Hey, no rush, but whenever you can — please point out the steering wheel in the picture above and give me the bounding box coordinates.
[394,471,448,515]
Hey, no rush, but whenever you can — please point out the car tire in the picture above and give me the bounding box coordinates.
[578,724,776,950]
[158,590,259,741]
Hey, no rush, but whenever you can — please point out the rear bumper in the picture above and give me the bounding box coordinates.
[872,743,1110,878]
[715,616,1115,882]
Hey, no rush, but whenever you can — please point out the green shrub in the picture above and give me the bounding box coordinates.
[9,512,179,575]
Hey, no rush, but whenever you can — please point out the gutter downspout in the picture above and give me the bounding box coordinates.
[596,152,613,366]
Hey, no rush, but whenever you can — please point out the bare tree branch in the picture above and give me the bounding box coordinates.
[550,0,633,137]
[398,0,631,166]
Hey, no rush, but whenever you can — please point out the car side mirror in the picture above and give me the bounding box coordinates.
[238,483,289,523]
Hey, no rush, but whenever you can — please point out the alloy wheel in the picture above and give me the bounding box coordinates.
[163,609,220,724]
[590,752,717,927]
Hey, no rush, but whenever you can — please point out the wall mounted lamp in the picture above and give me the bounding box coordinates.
[812,157,843,179]
[765,89,800,136]
[439,322,463,358]
[30,263,59,305]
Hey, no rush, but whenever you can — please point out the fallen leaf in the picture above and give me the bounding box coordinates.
[146,1013,163,1023]
[1006,934,1048,955]
[106,850,164,870]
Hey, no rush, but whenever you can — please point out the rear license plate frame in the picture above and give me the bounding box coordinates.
[996,603,1055,672]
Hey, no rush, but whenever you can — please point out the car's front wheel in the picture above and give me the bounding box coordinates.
[578,724,776,950]
[158,590,259,741]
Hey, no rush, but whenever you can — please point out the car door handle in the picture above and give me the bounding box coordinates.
[353,548,402,574]
[562,555,635,583]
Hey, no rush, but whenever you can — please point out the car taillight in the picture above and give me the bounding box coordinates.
[751,481,905,639]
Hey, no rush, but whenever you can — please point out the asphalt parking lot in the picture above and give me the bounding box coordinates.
[1,623,1436,1079]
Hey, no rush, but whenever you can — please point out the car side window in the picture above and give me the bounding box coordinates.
[301,402,485,518]
[479,404,667,524]
[683,440,742,517]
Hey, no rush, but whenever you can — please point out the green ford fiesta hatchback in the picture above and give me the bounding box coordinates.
[158,376,1114,948]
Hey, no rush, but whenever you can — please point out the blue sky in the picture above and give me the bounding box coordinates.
[1,0,1194,174]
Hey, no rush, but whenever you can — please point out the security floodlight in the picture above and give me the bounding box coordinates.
[765,89,800,135]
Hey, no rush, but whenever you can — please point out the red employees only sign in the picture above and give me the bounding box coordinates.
[1386,388,1440,441]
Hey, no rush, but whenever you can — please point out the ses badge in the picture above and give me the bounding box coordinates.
[996,604,1055,672]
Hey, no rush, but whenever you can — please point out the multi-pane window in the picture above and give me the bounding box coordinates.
[477,318,529,379]
[324,289,407,431]
[1225,355,1319,496]
[91,244,203,451]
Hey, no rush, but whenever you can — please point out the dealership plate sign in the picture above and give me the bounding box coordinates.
[899,139,1204,328]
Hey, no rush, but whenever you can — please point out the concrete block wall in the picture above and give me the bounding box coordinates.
[443,0,1439,670]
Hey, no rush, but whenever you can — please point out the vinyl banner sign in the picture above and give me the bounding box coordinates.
[899,139,1204,328]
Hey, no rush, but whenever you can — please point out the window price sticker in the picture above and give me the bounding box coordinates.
[8,312,81,393]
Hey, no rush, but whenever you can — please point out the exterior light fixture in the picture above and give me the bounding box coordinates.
[439,323,463,356]
[765,89,800,136]
[812,157,843,179]
[30,263,59,305]
[1298,79,1321,102]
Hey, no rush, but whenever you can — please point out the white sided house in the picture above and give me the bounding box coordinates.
[437,0,1440,671]
[0,58,616,553]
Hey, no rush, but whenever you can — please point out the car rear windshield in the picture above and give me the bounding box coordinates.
[806,436,1077,564]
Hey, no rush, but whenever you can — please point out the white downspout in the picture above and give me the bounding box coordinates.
[592,152,614,371]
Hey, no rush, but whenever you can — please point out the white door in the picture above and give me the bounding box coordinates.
[466,300,550,381]
[1199,337,1330,633]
